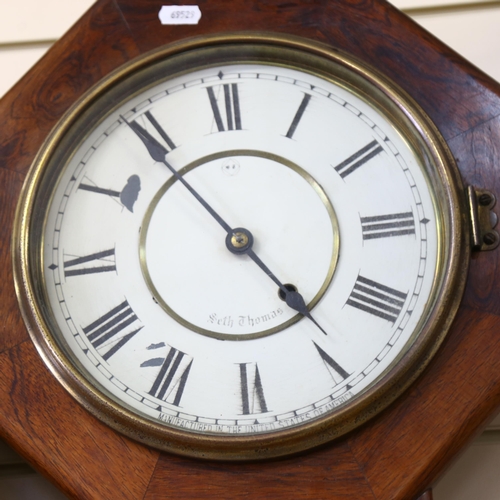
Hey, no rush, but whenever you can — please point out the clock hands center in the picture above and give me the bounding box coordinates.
[225,228,328,336]
[123,116,328,335]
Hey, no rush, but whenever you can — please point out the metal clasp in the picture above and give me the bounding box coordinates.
[467,186,499,251]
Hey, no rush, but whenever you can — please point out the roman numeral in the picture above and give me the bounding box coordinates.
[313,342,350,384]
[64,248,116,277]
[346,275,407,323]
[78,174,141,213]
[148,347,193,406]
[83,300,142,361]
[285,93,311,139]
[78,183,120,198]
[334,140,383,178]
[239,362,268,414]
[361,211,415,240]
[142,110,176,152]
[206,83,242,132]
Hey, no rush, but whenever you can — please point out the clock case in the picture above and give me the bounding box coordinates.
[13,34,468,460]
[2,0,500,498]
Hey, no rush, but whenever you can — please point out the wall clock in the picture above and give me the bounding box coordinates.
[2,0,500,498]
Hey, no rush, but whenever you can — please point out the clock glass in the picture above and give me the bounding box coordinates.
[14,36,467,459]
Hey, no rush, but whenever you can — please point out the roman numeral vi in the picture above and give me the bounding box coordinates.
[239,362,268,415]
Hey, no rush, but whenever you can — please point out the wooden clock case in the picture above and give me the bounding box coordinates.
[1,1,500,498]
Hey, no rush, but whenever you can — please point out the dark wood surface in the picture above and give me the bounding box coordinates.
[417,491,433,500]
[1,0,500,498]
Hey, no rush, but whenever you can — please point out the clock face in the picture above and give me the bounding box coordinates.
[15,37,466,459]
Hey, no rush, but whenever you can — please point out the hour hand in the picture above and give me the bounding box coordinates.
[226,228,328,335]
[282,288,328,336]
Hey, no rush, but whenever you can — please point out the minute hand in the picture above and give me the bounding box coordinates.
[123,116,327,334]
[122,116,232,234]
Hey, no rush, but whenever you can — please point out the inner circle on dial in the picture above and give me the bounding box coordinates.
[140,150,339,340]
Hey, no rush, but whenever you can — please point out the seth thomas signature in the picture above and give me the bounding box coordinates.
[208,308,283,328]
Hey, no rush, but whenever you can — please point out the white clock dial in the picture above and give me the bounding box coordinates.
[16,38,465,459]
[43,62,437,431]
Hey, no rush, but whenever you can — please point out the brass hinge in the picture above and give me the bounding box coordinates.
[467,186,499,251]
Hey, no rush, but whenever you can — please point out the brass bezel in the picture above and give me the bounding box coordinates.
[12,33,469,460]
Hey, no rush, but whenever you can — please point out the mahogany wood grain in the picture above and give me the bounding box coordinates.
[0,169,27,353]
[1,0,500,499]
[144,441,377,499]
[0,342,159,499]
